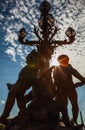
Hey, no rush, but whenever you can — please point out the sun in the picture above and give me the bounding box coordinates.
[50,53,59,67]
[50,58,59,67]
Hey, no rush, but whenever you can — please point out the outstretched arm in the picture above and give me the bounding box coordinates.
[71,66,85,82]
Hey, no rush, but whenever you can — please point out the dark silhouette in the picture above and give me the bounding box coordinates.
[0,50,46,123]
[6,66,70,127]
[1,0,85,129]
[53,54,85,125]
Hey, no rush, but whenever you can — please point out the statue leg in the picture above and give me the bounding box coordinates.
[69,89,79,123]
[15,79,33,118]
[0,80,26,122]
[0,88,16,122]
[56,92,70,126]
[16,94,27,117]
[61,108,70,126]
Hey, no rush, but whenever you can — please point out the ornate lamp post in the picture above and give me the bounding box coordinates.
[18,0,76,64]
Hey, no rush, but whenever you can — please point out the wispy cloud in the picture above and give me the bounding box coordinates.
[0,14,4,19]
[5,47,16,62]
[0,0,85,67]
[0,100,5,105]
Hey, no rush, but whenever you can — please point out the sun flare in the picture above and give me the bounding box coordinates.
[50,53,59,67]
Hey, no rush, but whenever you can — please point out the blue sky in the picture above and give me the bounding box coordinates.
[0,0,85,124]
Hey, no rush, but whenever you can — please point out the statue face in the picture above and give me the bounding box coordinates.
[58,56,69,67]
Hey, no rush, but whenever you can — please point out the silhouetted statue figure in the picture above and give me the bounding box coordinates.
[53,54,85,125]
[25,66,59,124]
[22,47,56,114]
[6,67,59,125]
[0,49,46,123]
[20,65,70,126]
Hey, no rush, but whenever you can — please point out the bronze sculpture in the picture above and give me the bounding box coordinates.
[0,1,85,130]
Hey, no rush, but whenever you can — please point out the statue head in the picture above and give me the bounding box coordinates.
[57,55,69,66]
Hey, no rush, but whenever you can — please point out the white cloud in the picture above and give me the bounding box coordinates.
[5,33,18,48]
[78,17,85,29]
[17,45,25,60]
[0,100,5,105]
[1,0,85,69]
[5,47,17,62]
[10,8,19,16]
[0,14,4,19]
